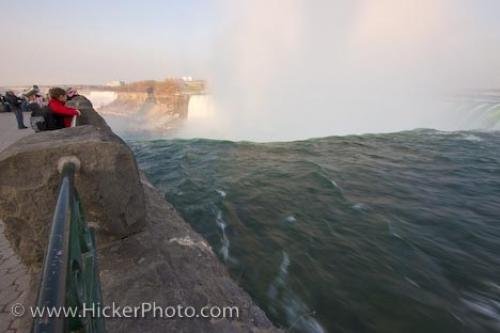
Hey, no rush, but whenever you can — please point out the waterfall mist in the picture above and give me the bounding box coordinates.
[178,0,500,141]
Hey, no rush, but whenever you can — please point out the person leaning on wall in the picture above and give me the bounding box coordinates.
[47,87,81,128]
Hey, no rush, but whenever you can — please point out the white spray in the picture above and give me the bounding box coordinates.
[179,0,500,141]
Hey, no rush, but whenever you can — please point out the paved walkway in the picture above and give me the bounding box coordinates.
[0,113,33,151]
[0,112,33,332]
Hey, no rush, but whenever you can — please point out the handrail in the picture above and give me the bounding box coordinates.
[32,161,105,333]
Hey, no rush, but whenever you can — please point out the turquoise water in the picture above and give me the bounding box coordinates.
[130,129,500,333]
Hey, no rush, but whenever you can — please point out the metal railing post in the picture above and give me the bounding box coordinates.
[32,159,105,333]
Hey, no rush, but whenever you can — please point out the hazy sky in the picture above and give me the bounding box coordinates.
[2,0,499,87]
[0,0,219,85]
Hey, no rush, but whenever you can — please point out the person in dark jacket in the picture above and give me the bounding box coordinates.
[21,96,29,112]
[0,95,5,113]
[4,91,28,129]
[26,89,47,111]
[25,89,60,131]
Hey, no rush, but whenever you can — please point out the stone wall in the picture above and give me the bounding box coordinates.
[0,101,281,332]
[0,125,146,267]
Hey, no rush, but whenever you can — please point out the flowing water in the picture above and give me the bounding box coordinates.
[85,91,117,109]
[187,95,215,120]
[130,129,500,333]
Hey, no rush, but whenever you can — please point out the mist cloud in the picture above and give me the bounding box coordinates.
[182,0,500,141]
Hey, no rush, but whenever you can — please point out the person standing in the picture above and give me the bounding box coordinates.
[0,94,5,112]
[4,91,28,129]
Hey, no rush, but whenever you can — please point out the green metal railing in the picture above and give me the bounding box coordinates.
[32,162,105,333]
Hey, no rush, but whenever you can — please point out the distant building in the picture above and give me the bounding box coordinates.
[106,80,125,87]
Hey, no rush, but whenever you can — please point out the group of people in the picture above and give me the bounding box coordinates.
[0,86,81,131]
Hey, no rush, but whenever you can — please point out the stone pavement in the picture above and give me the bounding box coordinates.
[0,112,33,332]
[0,113,33,151]
[0,223,30,332]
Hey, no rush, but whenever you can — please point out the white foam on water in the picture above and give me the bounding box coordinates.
[267,252,326,333]
[285,296,326,333]
[486,281,500,292]
[216,210,236,263]
[280,252,290,276]
[330,179,344,194]
[461,293,500,322]
[462,134,483,142]
[267,251,290,301]
[352,203,368,210]
[216,210,226,230]
[216,189,227,198]
[387,221,403,239]
[220,236,230,260]
[405,276,420,288]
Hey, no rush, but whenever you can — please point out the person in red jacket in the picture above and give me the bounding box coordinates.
[48,87,80,128]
